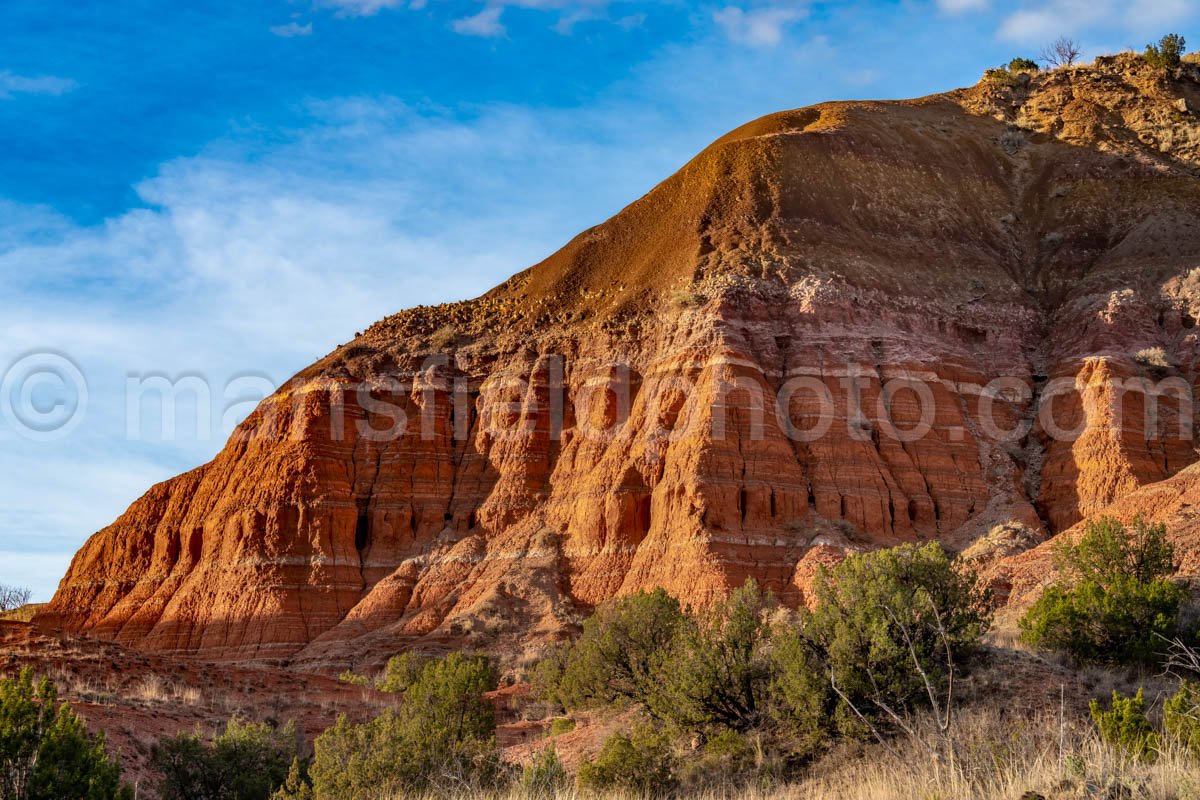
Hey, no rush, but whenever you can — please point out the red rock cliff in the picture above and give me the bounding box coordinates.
[39,55,1200,665]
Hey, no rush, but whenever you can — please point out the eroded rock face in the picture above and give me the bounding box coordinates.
[39,55,1200,666]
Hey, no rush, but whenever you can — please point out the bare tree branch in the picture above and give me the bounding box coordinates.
[0,584,32,613]
[1040,36,1082,68]
[882,602,943,727]
[1158,633,1200,680]
[929,596,955,735]
[828,665,908,763]
[824,589,963,790]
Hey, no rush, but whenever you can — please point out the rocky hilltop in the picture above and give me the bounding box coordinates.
[38,54,1200,667]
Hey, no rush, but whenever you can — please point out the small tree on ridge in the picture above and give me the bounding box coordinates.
[1040,36,1082,68]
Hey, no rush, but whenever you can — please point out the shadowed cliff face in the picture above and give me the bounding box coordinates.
[39,54,1200,667]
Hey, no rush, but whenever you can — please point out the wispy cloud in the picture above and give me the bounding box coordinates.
[0,71,77,100]
[453,6,507,37]
[713,6,807,47]
[316,0,409,16]
[997,0,1192,43]
[317,0,650,35]
[936,0,988,13]
[0,90,710,599]
[270,22,314,38]
[3,11,934,597]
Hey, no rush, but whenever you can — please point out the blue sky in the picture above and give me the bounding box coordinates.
[1,0,1197,600]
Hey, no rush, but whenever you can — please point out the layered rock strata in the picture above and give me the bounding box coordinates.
[40,54,1200,664]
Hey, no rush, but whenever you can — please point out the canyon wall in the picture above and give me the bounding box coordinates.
[39,54,1200,666]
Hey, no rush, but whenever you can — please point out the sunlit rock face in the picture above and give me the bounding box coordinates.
[40,54,1200,666]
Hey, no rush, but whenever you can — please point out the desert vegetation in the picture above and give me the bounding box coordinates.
[671,288,705,308]
[0,668,131,800]
[9,11,1200,798]
[152,717,302,800]
[983,32,1192,88]
[1134,346,1174,369]
[1019,516,1187,666]
[5,522,1200,799]
[218,535,1200,796]
[1040,36,1082,68]
[285,652,506,799]
[1144,34,1187,71]
[0,584,32,614]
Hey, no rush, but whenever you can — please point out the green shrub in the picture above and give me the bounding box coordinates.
[672,289,705,308]
[1091,689,1160,761]
[528,650,567,713]
[1021,580,1183,664]
[153,716,301,800]
[151,734,211,799]
[1020,516,1184,665]
[374,652,431,694]
[271,759,312,800]
[984,67,1018,87]
[679,727,763,787]
[299,653,503,798]
[302,712,411,799]
[1144,34,1187,70]
[0,668,131,800]
[1008,57,1040,72]
[1164,681,1200,759]
[1053,515,1176,584]
[335,670,369,688]
[404,652,497,742]
[576,725,676,795]
[537,588,685,710]
[521,747,567,798]
[548,717,575,737]
[767,624,829,756]
[804,542,990,734]
[647,580,774,734]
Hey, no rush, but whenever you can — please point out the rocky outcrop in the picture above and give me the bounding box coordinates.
[39,55,1200,666]
[985,458,1200,613]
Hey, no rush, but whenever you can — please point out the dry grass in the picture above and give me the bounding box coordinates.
[787,708,1200,800]
[39,668,200,708]
[128,673,203,706]
[0,603,46,622]
[395,704,1200,800]
[1134,347,1173,369]
[671,289,705,308]
[430,325,458,350]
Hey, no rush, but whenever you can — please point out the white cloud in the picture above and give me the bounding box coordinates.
[713,6,807,47]
[845,67,881,85]
[315,0,654,35]
[936,0,987,13]
[1123,0,1191,30]
[553,6,608,34]
[0,554,86,602]
[453,6,507,36]
[316,0,408,16]
[0,72,77,100]
[270,22,314,37]
[997,8,1063,42]
[997,0,1193,43]
[0,93,703,599]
